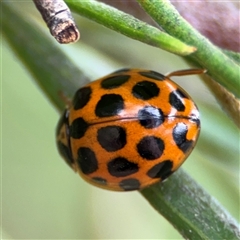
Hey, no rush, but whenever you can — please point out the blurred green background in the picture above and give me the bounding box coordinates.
[1,2,239,239]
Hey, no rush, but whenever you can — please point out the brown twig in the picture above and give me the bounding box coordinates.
[33,0,80,44]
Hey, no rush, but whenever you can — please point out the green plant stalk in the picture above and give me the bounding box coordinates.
[137,0,240,98]
[184,51,240,129]
[1,2,90,111]
[141,169,240,240]
[66,0,196,56]
[223,50,240,64]
[2,2,240,239]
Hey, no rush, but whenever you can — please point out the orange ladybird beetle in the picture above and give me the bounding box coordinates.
[56,68,204,191]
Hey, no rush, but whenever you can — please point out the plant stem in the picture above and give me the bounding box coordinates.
[137,0,240,98]
[66,0,196,56]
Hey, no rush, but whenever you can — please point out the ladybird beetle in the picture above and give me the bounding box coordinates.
[56,68,203,191]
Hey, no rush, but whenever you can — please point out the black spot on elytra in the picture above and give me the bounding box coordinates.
[189,107,201,127]
[169,89,188,112]
[190,116,200,127]
[92,177,107,185]
[147,160,173,180]
[73,86,92,110]
[119,178,140,191]
[138,106,164,129]
[132,81,160,100]
[77,147,98,174]
[138,70,165,81]
[137,136,165,160]
[111,68,130,74]
[176,88,188,98]
[69,117,89,139]
[95,94,124,117]
[101,75,130,89]
[97,126,127,152]
[173,123,194,153]
[57,141,74,168]
[108,157,139,177]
